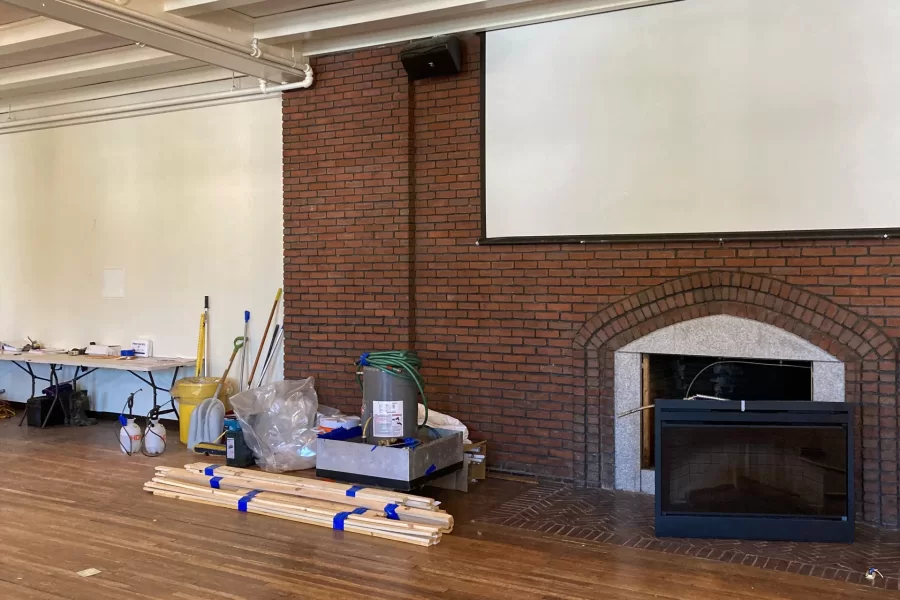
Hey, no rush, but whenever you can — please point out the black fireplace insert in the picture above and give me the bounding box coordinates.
[655,399,853,543]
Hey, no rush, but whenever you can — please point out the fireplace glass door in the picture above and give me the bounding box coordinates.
[659,424,848,518]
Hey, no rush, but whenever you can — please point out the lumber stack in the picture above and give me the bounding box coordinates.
[144,464,452,547]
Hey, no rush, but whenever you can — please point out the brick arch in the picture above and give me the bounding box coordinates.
[575,271,895,360]
[571,270,898,528]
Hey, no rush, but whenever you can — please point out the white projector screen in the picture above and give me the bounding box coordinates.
[484,0,900,240]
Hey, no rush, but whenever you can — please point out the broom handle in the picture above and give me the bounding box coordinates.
[248,288,282,387]
[194,313,206,378]
[212,337,245,400]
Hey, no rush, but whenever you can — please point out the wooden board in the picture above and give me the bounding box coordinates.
[641,354,654,469]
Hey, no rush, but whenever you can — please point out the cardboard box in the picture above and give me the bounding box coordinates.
[465,441,487,481]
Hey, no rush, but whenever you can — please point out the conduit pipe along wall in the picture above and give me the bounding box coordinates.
[0,68,313,135]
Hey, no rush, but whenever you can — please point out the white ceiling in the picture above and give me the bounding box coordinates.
[0,0,673,118]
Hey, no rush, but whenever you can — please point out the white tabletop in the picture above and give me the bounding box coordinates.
[0,352,195,372]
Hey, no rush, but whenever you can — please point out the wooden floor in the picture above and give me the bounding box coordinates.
[0,415,894,600]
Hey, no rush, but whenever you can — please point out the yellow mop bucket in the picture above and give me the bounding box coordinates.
[171,377,234,445]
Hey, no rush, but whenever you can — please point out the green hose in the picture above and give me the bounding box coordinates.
[355,350,428,427]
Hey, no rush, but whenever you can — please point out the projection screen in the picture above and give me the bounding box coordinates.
[483,0,900,241]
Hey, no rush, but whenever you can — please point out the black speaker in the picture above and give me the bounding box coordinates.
[400,36,463,80]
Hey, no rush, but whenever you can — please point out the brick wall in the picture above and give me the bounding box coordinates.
[283,35,900,527]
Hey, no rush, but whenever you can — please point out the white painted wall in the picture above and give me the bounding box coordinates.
[485,0,900,238]
[0,99,284,417]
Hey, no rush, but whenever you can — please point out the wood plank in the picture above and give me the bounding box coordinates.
[641,353,654,469]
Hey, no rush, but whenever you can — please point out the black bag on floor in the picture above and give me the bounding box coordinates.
[26,395,66,427]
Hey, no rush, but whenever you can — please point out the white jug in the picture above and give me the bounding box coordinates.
[119,417,141,455]
[143,419,167,456]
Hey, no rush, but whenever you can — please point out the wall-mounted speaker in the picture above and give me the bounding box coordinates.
[400,36,463,80]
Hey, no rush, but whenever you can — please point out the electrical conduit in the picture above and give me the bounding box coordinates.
[0,71,313,135]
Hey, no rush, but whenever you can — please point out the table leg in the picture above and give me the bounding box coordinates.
[40,364,61,429]
[127,368,180,421]
[16,363,37,427]
[15,362,51,427]
[168,367,181,422]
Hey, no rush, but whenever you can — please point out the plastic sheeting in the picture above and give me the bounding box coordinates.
[230,378,319,473]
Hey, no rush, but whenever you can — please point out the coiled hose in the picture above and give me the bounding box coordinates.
[355,350,428,427]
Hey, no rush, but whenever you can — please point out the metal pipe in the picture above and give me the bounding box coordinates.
[0,74,312,135]
[45,0,306,74]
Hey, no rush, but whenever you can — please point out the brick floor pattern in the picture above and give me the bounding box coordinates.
[478,483,900,590]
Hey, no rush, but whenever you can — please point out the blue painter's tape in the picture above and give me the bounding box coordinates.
[209,476,223,489]
[334,507,367,530]
[425,464,436,475]
[203,465,219,476]
[383,503,400,520]
[333,511,351,530]
[238,490,262,512]
[346,485,365,498]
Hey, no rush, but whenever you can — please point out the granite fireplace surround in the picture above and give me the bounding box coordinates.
[573,272,898,528]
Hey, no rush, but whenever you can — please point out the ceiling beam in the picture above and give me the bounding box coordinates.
[0,17,102,56]
[163,0,271,18]
[255,0,493,40]
[267,0,677,51]
[0,0,306,82]
[0,45,193,96]
[1,65,235,113]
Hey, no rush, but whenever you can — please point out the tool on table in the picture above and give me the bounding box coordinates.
[248,288,282,388]
[188,336,244,450]
[239,310,250,391]
[195,312,206,378]
[203,296,211,377]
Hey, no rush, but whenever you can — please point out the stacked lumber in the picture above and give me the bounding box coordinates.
[144,464,452,547]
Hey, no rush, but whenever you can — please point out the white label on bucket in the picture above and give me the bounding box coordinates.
[373,401,404,437]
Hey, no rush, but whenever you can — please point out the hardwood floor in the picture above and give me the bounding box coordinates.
[0,415,894,599]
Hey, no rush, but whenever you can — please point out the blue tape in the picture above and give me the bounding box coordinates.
[333,511,351,530]
[238,490,262,512]
[346,485,365,498]
[209,476,223,489]
[384,503,400,520]
[334,507,368,530]
[359,352,370,366]
[425,464,436,475]
[203,465,219,476]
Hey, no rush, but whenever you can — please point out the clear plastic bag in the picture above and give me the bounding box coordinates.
[229,378,319,473]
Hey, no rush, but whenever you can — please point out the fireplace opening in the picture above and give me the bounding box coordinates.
[660,424,848,517]
[654,399,853,543]
[641,354,813,469]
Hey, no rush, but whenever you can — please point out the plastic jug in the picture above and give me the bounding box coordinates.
[143,419,167,456]
[118,416,141,455]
